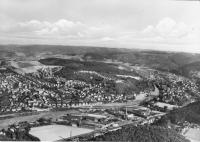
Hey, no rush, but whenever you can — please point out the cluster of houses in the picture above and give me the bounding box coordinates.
[148,71,199,106]
[0,68,128,113]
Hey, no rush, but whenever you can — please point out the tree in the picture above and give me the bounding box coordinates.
[163,106,168,112]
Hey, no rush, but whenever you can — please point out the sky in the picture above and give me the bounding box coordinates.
[0,0,200,53]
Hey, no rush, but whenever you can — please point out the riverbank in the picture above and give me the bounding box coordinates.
[0,109,79,129]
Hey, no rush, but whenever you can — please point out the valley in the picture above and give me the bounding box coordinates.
[1,45,200,141]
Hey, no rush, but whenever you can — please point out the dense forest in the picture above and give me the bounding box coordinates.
[154,101,200,126]
[88,125,189,142]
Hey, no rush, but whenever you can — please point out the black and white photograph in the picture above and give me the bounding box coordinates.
[0,0,200,141]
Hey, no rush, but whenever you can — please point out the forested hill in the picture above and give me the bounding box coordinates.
[88,125,189,142]
[2,44,200,78]
[154,101,200,126]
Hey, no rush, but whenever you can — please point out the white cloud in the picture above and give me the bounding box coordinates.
[101,37,114,41]
[142,25,155,36]
[104,17,200,53]
[0,19,116,40]
[37,19,87,37]
[156,18,176,36]
[142,17,192,39]
[1,18,199,45]
[0,17,199,53]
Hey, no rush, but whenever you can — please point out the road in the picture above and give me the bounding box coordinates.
[91,85,159,109]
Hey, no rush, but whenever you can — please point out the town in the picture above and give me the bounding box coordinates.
[0,60,199,141]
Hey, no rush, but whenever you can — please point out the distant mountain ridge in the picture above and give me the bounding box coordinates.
[1,45,200,79]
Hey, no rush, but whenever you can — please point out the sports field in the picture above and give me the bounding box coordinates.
[29,125,93,141]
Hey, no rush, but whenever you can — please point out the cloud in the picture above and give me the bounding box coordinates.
[101,37,114,41]
[0,19,116,41]
[140,17,200,47]
[142,17,191,38]
[1,18,198,43]
[35,19,87,37]
[105,17,200,52]
[0,17,199,53]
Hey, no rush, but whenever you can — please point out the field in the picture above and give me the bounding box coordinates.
[29,125,93,141]
[8,60,61,73]
[184,128,200,142]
